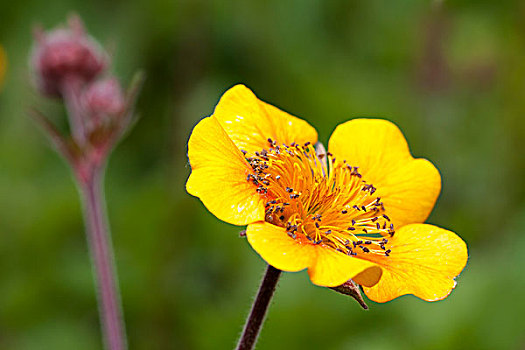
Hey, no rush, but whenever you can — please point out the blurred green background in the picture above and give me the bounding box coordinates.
[1,0,525,349]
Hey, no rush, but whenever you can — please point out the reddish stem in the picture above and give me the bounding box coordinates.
[61,77,87,146]
[237,265,282,350]
[80,169,127,350]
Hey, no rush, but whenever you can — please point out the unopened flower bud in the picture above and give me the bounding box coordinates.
[330,279,369,310]
[30,15,107,97]
[83,77,125,119]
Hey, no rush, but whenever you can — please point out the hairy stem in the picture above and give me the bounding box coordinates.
[80,169,127,350]
[237,265,282,350]
[61,77,87,146]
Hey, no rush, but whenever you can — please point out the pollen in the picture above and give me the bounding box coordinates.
[246,140,394,257]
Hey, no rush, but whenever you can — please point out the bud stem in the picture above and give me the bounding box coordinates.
[237,265,282,350]
[79,169,127,350]
[61,77,87,145]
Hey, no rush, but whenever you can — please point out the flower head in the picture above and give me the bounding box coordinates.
[29,14,144,186]
[187,85,468,303]
[81,77,126,132]
[30,15,107,97]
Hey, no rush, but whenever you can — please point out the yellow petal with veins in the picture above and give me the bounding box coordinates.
[186,116,265,225]
[361,224,468,302]
[328,118,441,228]
[213,84,318,155]
[246,221,382,287]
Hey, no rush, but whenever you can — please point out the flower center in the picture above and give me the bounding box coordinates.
[245,140,394,257]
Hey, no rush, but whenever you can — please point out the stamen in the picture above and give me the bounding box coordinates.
[245,142,394,257]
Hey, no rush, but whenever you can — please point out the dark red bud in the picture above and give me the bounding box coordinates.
[30,15,107,97]
[83,77,125,118]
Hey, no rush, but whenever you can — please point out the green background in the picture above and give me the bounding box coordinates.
[1,0,524,349]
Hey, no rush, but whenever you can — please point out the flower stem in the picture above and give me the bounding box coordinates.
[80,169,127,350]
[237,265,282,350]
[61,77,87,146]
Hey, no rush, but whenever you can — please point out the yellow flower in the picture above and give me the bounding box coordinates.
[186,85,468,303]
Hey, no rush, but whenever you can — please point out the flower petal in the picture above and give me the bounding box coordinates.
[186,116,265,225]
[212,84,318,154]
[328,118,441,228]
[246,222,315,272]
[361,224,468,302]
[308,248,381,287]
[246,222,381,287]
[352,266,383,288]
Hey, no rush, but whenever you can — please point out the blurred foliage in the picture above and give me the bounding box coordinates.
[1,0,525,349]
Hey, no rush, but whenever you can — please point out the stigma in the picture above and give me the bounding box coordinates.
[244,139,394,258]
